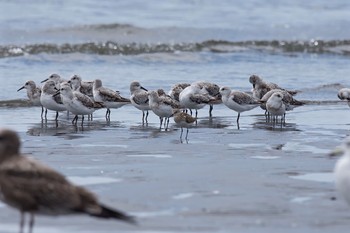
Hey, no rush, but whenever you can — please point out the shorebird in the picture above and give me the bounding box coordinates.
[179,84,215,118]
[219,86,260,129]
[41,73,66,85]
[172,109,196,143]
[192,81,222,117]
[148,90,180,130]
[17,80,44,117]
[55,83,103,125]
[93,79,131,120]
[68,75,94,98]
[0,128,135,233]
[266,92,286,126]
[40,80,66,120]
[338,88,350,107]
[260,89,304,121]
[130,81,151,125]
[249,74,297,99]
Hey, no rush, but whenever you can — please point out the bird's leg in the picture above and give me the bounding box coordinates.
[41,106,44,119]
[55,111,59,120]
[81,115,84,126]
[209,104,213,117]
[19,211,25,233]
[185,128,189,143]
[145,110,149,124]
[236,112,240,123]
[29,213,34,233]
[166,117,170,130]
[72,115,78,125]
[44,109,48,119]
[159,117,163,130]
[180,127,183,143]
[142,111,145,125]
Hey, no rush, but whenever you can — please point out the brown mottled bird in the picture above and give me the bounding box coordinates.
[172,109,197,142]
[0,129,135,233]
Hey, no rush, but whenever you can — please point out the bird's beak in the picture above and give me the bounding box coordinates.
[17,86,25,92]
[329,147,344,158]
[41,78,48,83]
[53,91,60,97]
[253,84,256,88]
[141,86,148,91]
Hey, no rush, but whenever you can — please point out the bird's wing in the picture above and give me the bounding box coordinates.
[132,92,149,105]
[74,92,94,108]
[231,92,260,105]
[99,87,130,103]
[0,157,81,212]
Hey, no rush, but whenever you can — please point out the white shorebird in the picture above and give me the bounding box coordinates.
[338,88,350,107]
[0,128,135,233]
[172,109,197,143]
[17,80,44,117]
[41,73,66,85]
[40,80,66,120]
[130,81,151,125]
[192,81,222,117]
[93,79,131,120]
[266,92,286,126]
[148,90,180,130]
[219,86,260,129]
[179,84,214,118]
[260,89,304,115]
[333,138,350,207]
[68,75,94,98]
[249,74,297,99]
[55,83,103,125]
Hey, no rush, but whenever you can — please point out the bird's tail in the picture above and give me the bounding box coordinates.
[90,204,137,225]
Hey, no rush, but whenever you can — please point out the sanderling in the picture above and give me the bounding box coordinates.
[168,83,190,102]
[261,89,304,113]
[130,81,151,125]
[68,75,94,98]
[249,74,297,99]
[332,138,350,207]
[56,83,103,125]
[41,73,66,84]
[219,86,260,129]
[93,79,131,120]
[0,128,135,233]
[192,81,222,116]
[17,80,44,117]
[179,84,214,118]
[172,109,197,143]
[266,92,286,126]
[338,88,350,107]
[148,90,180,130]
[40,80,66,120]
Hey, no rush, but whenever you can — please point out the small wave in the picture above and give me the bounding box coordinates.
[0,99,32,107]
[1,39,350,58]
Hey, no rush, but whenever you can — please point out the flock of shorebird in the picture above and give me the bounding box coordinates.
[2,74,350,233]
[17,73,350,138]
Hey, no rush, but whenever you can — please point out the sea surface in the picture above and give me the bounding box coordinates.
[1,1,350,233]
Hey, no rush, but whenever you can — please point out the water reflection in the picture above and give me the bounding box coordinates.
[26,119,124,139]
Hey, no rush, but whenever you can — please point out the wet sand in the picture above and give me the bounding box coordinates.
[0,102,350,233]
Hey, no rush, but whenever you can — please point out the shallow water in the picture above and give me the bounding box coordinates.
[1,1,350,233]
